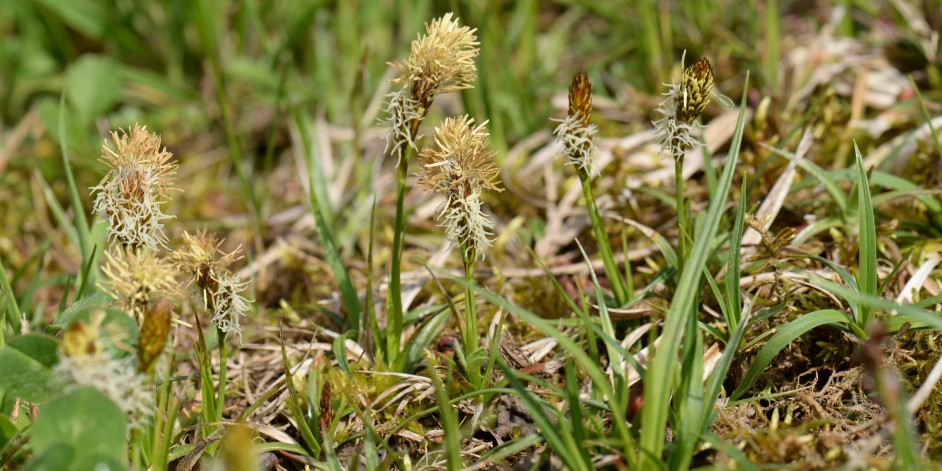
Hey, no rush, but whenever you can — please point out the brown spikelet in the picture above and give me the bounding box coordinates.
[677,57,714,123]
[138,298,172,373]
[319,380,332,434]
[568,70,592,128]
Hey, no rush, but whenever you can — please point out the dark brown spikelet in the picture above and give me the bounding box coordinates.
[677,58,714,123]
[138,298,172,373]
[568,70,593,128]
[319,380,333,434]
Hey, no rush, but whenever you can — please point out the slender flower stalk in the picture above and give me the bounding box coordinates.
[383,13,479,366]
[417,115,501,366]
[654,57,714,267]
[90,125,178,251]
[554,71,630,306]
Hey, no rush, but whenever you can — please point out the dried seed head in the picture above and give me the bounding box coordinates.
[392,12,479,108]
[101,247,178,324]
[418,116,502,259]
[173,230,252,341]
[554,71,598,174]
[90,125,178,250]
[677,58,714,124]
[137,298,172,373]
[568,70,592,129]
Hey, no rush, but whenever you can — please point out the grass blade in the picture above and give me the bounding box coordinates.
[854,142,877,330]
[730,309,851,400]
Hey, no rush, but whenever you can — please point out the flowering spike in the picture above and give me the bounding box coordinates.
[553,71,599,174]
[392,12,479,107]
[568,70,593,129]
[677,58,714,124]
[138,298,172,373]
[90,125,178,250]
[56,319,153,432]
[654,57,715,161]
[417,116,501,259]
[173,230,252,341]
[100,247,178,324]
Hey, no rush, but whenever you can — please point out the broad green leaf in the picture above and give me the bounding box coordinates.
[8,334,59,368]
[66,55,121,123]
[0,415,17,448]
[0,346,60,402]
[31,387,127,467]
[731,309,851,400]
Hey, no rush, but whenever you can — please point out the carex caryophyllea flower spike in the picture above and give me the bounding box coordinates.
[654,57,714,161]
[90,125,177,250]
[101,246,178,324]
[384,13,479,165]
[173,230,252,341]
[553,70,599,175]
[417,116,501,260]
[677,58,714,124]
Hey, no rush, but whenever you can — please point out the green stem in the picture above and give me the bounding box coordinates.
[460,243,483,389]
[675,155,688,269]
[578,171,629,306]
[387,154,409,366]
[387,116,425,367]
[216,331,228,424]
[461,245,478,355]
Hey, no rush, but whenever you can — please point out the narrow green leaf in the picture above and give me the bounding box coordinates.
[854,142,877,330]
[730,309,851,400]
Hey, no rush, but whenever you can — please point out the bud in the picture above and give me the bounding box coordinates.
[318,380,332,434]
[677,58,714,123]
[568,70,592,128]
[138,298,172,373]
[218,423,257,471]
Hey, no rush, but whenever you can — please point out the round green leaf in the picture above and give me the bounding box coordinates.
[31,387,127,466]
[65,54,120,123]
[8,334,60,368]
[0,347,61,402]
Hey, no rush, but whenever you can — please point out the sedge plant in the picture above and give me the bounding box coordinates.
[417,115,501,386]
[383,13,479,367]
[553,71,630,306]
